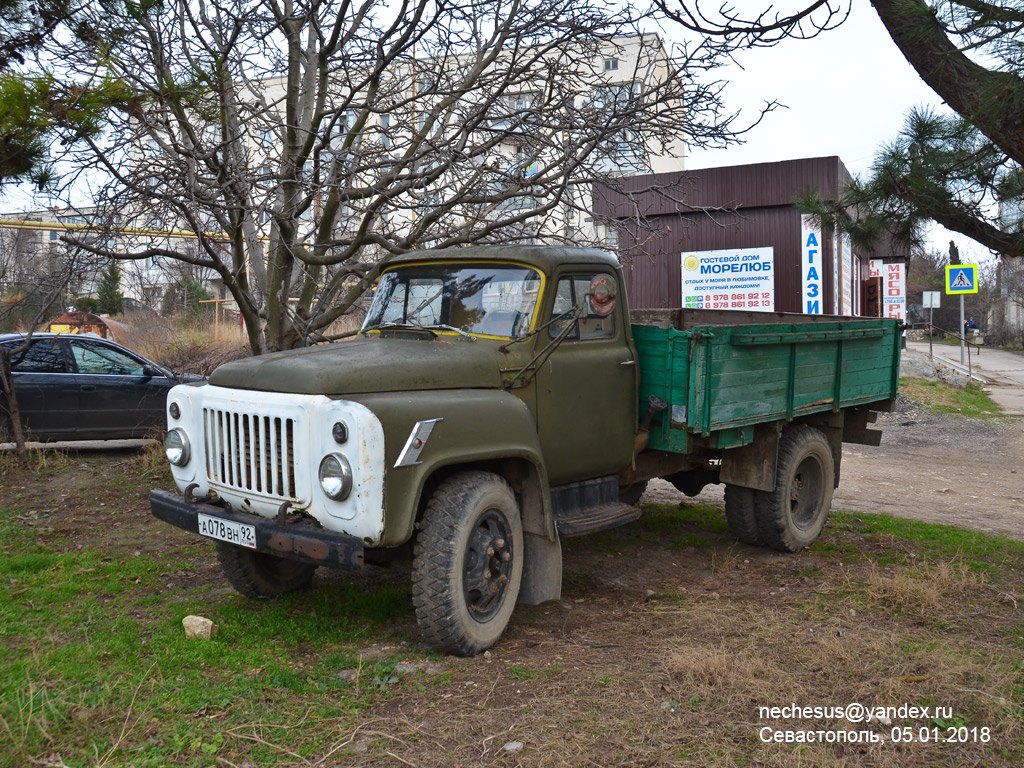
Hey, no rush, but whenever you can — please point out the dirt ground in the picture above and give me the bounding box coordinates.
[647,395,1024,541]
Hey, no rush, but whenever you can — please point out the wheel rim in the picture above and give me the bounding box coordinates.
[462,508,514,622]
[788,454,825,530]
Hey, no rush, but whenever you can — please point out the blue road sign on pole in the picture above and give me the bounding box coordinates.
[945,264,978,294]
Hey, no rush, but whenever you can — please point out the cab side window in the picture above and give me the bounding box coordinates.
[4,339,67,373]
[69,340,145,376]
[548,274,617,340]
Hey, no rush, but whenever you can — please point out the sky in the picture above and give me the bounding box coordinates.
[679,1,993,265]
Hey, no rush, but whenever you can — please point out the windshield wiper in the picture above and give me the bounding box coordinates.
[371,321,475,340]
[420,323,475,340]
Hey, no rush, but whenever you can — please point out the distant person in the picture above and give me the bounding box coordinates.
[964,316,978,334]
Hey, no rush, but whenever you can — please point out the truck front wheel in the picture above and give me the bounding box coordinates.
[215,542,317,598]
[754,426,834,552]
[412,471,524,656]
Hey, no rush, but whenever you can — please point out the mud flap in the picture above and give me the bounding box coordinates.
[720,422,780,492]
[518,531,562,605]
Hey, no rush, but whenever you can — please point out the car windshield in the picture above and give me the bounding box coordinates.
[362,262,543,339]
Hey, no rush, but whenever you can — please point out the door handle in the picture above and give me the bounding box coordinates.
[619,360,636,366]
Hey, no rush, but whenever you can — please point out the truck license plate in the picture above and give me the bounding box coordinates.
[197,513,256,548]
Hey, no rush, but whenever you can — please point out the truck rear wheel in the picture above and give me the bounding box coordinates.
[215,542,317,598]
[754,426,834,552]
[412,471,524,656]
[723,485,763,546]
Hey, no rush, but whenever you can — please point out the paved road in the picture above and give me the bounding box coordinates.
[906,340,1024,415]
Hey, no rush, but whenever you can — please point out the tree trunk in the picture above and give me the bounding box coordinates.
[871,0,1024,166]
[0,348,29,463]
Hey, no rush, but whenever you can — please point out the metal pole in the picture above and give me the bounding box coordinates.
[960,294,966,366]
[929,306,933,361]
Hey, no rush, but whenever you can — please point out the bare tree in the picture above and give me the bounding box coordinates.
[0,222,98,459]
[34,0,764,353]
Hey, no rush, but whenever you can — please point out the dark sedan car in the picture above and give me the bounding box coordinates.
[1,332,199,442]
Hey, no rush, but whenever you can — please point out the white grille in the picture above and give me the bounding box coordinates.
[203,407,299,500]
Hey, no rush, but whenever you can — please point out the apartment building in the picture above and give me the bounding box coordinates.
[0,208,218,309]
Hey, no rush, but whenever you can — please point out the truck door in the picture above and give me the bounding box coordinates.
[535,271,636,485]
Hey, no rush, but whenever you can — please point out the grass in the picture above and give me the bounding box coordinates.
[833,510,1024,573]
[0,508,419,768]
[899,377,1005,419]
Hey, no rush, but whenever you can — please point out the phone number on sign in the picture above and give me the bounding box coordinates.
[758,726,991,744]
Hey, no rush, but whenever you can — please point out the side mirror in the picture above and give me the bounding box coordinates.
[587,275,616,316]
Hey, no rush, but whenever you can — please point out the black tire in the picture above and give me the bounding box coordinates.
[215,542,317,598]
[619,480,648,506]
[724,484,763,546]
[412,471,524,656]
[754,426,834,553]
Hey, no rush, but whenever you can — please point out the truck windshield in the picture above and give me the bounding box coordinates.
[362,262,543,338]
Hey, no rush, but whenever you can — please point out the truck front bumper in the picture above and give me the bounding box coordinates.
[150,489,365,570]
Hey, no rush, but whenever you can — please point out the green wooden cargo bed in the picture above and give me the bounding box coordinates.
[630,309,902,454]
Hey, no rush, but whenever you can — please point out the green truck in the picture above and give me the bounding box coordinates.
[151,246,901,655]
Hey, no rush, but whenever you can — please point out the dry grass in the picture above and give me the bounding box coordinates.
[0,446,75,474]
[864,559,980,614]
[291,548,1023,768]
[113,315,249,375]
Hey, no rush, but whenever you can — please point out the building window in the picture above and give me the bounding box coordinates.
[604,226,619,252]
[381,114,392,150]
[604,58,619,71]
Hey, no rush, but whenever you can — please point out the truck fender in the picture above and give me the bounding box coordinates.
[350,390,562,604]
[349,389,558,544]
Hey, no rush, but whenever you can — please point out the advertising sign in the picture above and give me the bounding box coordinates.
[841,233,853,315]
[882,261,906,320]
[679,247,775,311]
[801,215,824,314]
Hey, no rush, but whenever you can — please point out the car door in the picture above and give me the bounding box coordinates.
[1,337,77,440]
[67,338,173,439]
[534,271,637,485]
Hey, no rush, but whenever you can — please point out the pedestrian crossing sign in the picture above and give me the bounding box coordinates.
[945,264,978,294]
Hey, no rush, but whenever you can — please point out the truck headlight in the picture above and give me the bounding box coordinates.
[165,428,191,466]
[319,453,353,500]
